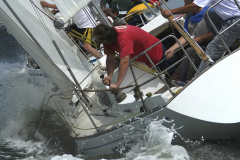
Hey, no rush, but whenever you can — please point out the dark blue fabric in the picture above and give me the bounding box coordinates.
[156,44,174,77]
[127,2,147,26]
[128,14,146,26]
[184,6,212,32]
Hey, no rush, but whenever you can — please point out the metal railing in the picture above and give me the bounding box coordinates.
[118,3,160,27]
[128,34,199,110]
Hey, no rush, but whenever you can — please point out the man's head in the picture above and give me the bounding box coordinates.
[111,7,119,17]
[93,24,117,44]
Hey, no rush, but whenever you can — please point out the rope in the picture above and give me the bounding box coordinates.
[30,0,55,21]
[75,84,135,92]
[66,28,117,57]
[29,0,76,86]
[30,0,54,41]
[131,61,157,76]
[65,32,94,66]
[32,93,48,132]
[66,28,101,50]
[79,66,98,85]
[33,93,65,133]
[79,89,120,113]
[131,61,172,79]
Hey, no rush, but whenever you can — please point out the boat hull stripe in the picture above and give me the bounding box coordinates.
[82,137,124,150]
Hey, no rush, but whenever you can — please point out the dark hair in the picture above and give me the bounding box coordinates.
[93,24,117,44]
[111,7,119,14]
[102,8,112,17]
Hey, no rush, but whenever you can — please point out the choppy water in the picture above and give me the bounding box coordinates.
[1,24,240,160]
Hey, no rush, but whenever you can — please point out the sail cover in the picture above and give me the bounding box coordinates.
[0,0,93,97]
[53,0,91,23]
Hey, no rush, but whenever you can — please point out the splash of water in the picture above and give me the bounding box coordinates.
[0,59,79,159]
[123,119,190,160]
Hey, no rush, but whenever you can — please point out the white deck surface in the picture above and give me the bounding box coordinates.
[168,50,240,123]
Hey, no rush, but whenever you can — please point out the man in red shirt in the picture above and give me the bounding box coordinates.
[93,24,168,89]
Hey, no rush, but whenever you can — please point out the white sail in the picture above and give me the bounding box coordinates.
[53,0,92,23]
[0,0,93,97]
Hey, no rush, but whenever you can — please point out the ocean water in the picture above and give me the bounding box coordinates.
[1,24,240,160]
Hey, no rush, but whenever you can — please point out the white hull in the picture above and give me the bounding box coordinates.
[76,49,240,155]
[76,107,240,155]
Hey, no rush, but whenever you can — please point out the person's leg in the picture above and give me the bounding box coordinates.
[172,46,203,86]
[172,47,196,86]
[179,47,195,81]
[204,10,223,37]
[156,44,167,71]
[194,11,240,76]
[186,47,204,80]
[156,44,174,78]
[204,11,240,62]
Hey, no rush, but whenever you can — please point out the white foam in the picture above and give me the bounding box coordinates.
[124,120,190,160]
[0,61,56,128]
[0,62,57,157]
[50,154,84,160]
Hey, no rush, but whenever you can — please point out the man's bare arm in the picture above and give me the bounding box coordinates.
[102,54,116,85]
[40,1,58,9]
[114,55,130,87]
[106,54,116,79]
[194,32,214,45]
[161,3,200,18]
[165,36,187,59]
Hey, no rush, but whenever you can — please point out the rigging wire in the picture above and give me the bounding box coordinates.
[30,1,109,115]
[29,1,113,131]
[29,0,92,87]
[65,32,95,66]
[66,28,101,50]
[75,84,135,92]
[30,0,55,21]
[30,0,54,41]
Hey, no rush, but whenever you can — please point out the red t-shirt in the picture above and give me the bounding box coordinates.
[103,25,163,67]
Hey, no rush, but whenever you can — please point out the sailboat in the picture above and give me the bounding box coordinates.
[1,0,240,156]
